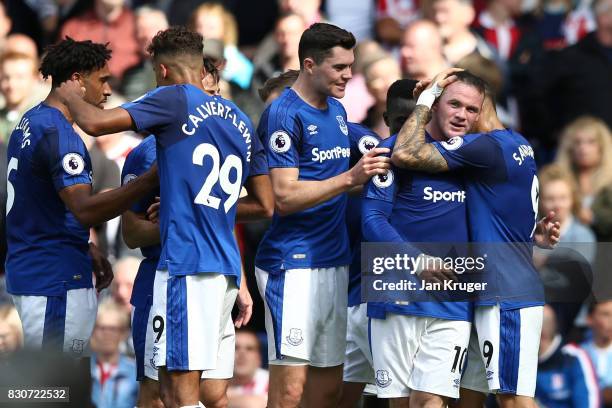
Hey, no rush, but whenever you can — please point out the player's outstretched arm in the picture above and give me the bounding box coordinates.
[58,80,135,136]
[121,209,160,249]
[59,166,158,228]
[271,147,391,216]
[391,69,462,173]
[236,175,274,222]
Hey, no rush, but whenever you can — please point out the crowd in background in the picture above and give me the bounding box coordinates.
[0,0,610,406]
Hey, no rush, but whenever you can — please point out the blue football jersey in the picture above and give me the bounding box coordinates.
[363,134,472,321]
[255,88,352,272]
[121,135,160,308]
[433,129,544,309]
[123,84,252,284]
[6,103,94,296]
[346,123,381,307]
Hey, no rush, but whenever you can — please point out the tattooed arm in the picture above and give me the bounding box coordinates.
[390,69,463,173]
[391,105,449,172]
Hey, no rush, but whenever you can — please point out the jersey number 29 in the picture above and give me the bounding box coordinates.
[193,143,243,213]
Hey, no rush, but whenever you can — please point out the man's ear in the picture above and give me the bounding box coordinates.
[70,72,83,83]
[159,63,168,79]
[303,58,315,75]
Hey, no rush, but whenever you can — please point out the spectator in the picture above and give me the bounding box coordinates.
[279,0,324,26]
[253,12,306,92]
[4,34,38,59]
[473,0,524,61]
[0,304,22,355]
[536,304,600,407]
[536,164,597,336]
[0,52,48,143]
[326,0,375,41]
[375,0,421,47]
[401,19,450,80]
[429,0,500,65]
[228,329,269,408]
[534,0,596,50]
[582,301,612,406]
[555,116,612,226]
[543,0,612,137]
[110,256,139,314]
[538,164,597,265]
[362,54,401,138]
[120,6,168,101]
[340,40,381,122]
[90,298,138,408]
[190,3,254,90]
[59,0,139,81]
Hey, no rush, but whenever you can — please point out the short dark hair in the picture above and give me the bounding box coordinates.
[451,70,487,97]
[203,56,220,84]
[147,26,203,60]
[386,79,417,113]
[40,37,111,87]
[298,23,356,68]
[258,70,299,102]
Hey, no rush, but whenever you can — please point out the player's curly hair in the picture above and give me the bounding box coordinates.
[147,26,203,60]
[40,37,111,87]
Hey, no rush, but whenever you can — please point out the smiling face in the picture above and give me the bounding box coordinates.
[308,46,354,99]
[431,81,483,139]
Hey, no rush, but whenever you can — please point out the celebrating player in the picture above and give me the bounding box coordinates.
[123,57,272,408]
[57,27,254,408]
[391,69,560,407]
[5,38,157,356]
[362,73,483,408]
[254,23,391,408]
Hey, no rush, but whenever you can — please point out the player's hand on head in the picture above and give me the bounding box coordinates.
[534,211,561,249]
[349,147,392,186]
[234,283,253,328]
[430,68,464,89]
[89,242,114,291]
[413,79,431,99]
[146,197,160,224]
[56,79,86,104]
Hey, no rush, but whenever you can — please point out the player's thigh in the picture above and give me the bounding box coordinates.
[137,377,163,408]
[200,378,229,408]
[409,318,471,399]
[474,305,543,397]
[268,364,308,405]
[370,314,425,399]
[344,303,374,384]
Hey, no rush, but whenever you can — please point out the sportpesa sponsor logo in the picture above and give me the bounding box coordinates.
[423,186,466,203]
[311,146,351,163]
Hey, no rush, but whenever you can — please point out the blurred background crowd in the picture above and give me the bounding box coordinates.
[0,0,610,406]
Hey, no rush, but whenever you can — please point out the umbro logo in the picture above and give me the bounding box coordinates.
[307,124,318,135]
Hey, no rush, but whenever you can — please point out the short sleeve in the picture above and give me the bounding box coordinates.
[122,85,185,137]
[249,128,268,176]
[264,107,301,169]
[347,122,380,167]
[432,133,501,171]
[45,126,92,192]
[363,167,397,204]
[122,139,156,213]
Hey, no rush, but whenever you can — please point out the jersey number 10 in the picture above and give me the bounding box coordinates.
[192,143,243,213]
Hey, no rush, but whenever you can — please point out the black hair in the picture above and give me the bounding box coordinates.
[40,37,111,87]
[298,23,356,68]
[386,79,418,114]
[452,70,487,97]
[147,26,203,60]
[203,55,220,84]
[258,69,299,102]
